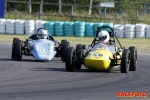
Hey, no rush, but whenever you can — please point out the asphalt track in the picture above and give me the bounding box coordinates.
[0,43,150,100]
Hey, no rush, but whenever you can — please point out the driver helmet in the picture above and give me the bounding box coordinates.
[98,30,110,43]
[37,28,48,39]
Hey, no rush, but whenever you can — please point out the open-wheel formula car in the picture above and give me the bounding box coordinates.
[65,26,137,73]
[11,28,70,61]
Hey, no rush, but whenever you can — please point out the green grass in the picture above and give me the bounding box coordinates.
[5,12,150,24]
[1,34,150,54]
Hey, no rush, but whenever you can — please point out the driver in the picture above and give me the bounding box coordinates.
[37,28,48,39]
[91,30,110,50]
[98,30,110,46]
[28,28,54,41]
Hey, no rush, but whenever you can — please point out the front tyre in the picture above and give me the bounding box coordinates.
[129,46,137,71]
[74,44,85,69]
[15,40,22,61]
[121,49,130,73]
[65,47,76,72]
[61,42,70,62]
[11,38,19,60]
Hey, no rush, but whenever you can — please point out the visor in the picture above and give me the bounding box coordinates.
[38,34,47,39]
[99,35,107,41]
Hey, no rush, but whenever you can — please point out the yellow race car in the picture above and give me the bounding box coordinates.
[65,26,137,73]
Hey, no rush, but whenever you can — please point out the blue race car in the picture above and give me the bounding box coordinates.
[11,28,70,61]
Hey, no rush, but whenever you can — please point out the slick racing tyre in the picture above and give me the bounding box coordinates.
[61,41,70,62]
[15,40,22,61]
[65,47,76,71]
[75,44,85,69]
[11,38,19,60]
[121,49,130,73]
[129,46,137,71]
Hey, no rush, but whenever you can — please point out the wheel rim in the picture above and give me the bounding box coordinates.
[127,52,130,70]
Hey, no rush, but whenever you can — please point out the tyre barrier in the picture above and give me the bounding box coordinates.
[35,20,45,31]
[6,19,15,34]
[15,19,25,35]
[103,23,114,33]
[146,25,150,38]
[125,24,135,38]
[0,18,150,38]
[54,21,64,36]
[25,20,35,36]
[114,24,124,38]
[135,23,146,38]
[44,21,54,36]
[94,22,103,35]
[0,19,6,34]
[74,21,85,37]
[85,22,94,37]
[64,21,74,36]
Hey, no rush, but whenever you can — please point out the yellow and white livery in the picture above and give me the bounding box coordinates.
[65,26,137,73]
[84,43,121,70]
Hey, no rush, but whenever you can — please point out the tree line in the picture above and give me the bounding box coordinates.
[7,0,150,14]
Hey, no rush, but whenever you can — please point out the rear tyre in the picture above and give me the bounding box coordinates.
[11,38,19,60]
[129,46,137,71]
[74,44,85,69]
[60,40,68,55]
[61,42,70,62]
[65,47,76,71]
[61,40,67,44]
[15,40,22,61]
[121,49,130,73]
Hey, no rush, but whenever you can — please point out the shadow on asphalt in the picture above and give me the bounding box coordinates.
[0,58,50,62]
[31,67,120,73]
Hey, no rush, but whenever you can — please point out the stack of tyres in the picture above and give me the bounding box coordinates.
[0,19,6,34]
[135,23,146,38]
[94,22,103,35]
[103,23,114,32]
[64,21,74,36]
[114,24,124,38]
[85,22,94,37]
[146,25,150,38]
[74,21,85,37]
[35,20,45,31]
[44,21,54,36]
[15,19,25,35]
[6,19,15,34]
[124,24,135,38]
[54,21,64,36]
[25,20,35,36]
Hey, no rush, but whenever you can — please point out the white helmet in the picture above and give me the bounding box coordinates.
[98,30,110,43]
[37,28,48,39]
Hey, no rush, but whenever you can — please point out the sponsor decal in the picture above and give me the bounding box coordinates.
[117,92,148,98]
[40,49,48,53]
[92,53,103,57]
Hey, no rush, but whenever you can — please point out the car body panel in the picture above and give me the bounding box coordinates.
[84,43,122,70]
[28,39,56,61]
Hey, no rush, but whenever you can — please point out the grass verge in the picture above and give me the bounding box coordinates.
[0,34,150,54]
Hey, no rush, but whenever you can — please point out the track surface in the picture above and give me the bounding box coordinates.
[0,43,150,100]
